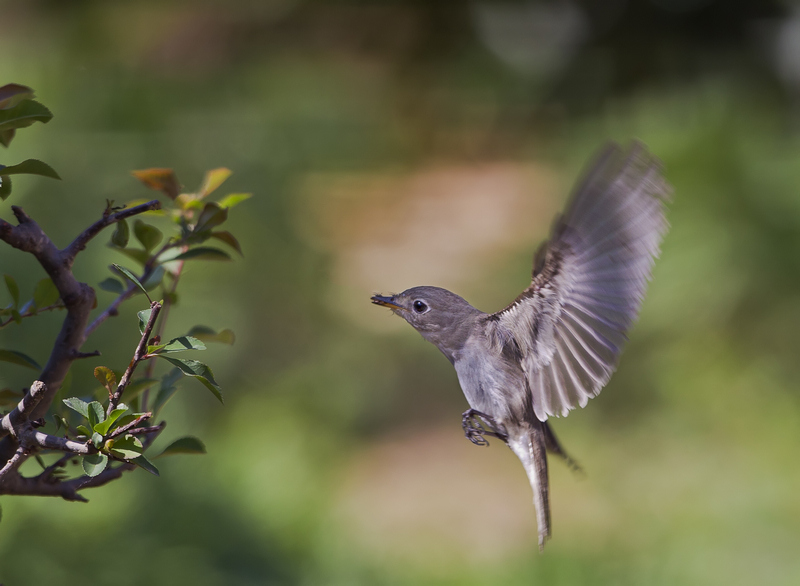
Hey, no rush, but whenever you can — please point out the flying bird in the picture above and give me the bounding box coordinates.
[371,142,670,550]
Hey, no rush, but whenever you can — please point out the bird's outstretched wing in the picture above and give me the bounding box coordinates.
[486,142,670,421]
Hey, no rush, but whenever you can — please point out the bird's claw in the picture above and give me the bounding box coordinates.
[461,409,508,447]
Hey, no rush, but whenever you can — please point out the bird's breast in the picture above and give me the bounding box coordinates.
[453,340,528,423]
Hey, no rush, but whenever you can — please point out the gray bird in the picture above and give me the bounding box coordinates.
[371,142,670,550]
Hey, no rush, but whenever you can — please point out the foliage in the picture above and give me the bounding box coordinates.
[0,84,247,499]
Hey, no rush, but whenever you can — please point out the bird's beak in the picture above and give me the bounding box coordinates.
[371,295,403,310]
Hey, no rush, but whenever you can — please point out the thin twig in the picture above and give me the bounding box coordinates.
[70,349,101,359]
[124,425,163,436]
[142,251,186,410]
[38,453,72,479]
[62,200,161,265]
[84,282,137,336]
[107,413,152,439]
[0,302,64,329]
[107,301,162,416]
[0,446,25,482]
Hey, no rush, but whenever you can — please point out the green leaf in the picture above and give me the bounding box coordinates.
[0,129,15,148]
[76,425,92,437]
[111,218,130,248]
[141,265,165,291]
[0,349,41,370]
[138,308,153,335]
[93,404,128,436]
[194,202,228,232]
[153,368,183,415]
[155,356,223,403]
[33,277,59,308]
[133,219,163,252]
[0,175,11,200]
[209,231,242,255]
[87,401,105,430]
[93,366,117,395]
[98,277,125,294]
[155,436,206,458]
[131,168,181,200]
[172,247,231,262]
[53,414,69,431]
[4,274,19,308]
[82,454,108,477]
[186,326,235,345]
[108,433,143,460]
[92,432,103,449]
[148,336,206,355]
[111,264,150,299]
[0,99,53,133]
[0,159,60,180]
[0,84,35,110]
[63,397,89,418]
[217,192,252,209]
[175,193,204,211]
[199,167,231,197]
[112,413,142,430]
[109,247,150,266]
[132,454,159,476]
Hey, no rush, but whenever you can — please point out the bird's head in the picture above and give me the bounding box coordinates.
[371,286,481,359]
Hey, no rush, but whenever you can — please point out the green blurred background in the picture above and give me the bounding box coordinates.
[2,0,800,584]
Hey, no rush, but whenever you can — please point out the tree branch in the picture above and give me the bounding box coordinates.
[84,281,137,336]
[0,420,166,500]
[0,200,161,465]
[0,446,25,482]
[108,301,161,415]
[1,381,92,456]
[62,199,161,265]
[0,301,64,329]
[0,461,132,501]
[107,413,153,439]
[0,380,48,438]
[85,237,176,337]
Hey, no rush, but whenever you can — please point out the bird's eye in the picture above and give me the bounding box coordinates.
[413,300,428,313]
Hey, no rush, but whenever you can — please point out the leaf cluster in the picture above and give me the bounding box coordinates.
[0,83,248,502]
[0,84,60,200]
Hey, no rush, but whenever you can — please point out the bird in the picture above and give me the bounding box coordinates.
[371,142,670,551]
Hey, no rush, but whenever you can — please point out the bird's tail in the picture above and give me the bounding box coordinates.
[507,421,550,551]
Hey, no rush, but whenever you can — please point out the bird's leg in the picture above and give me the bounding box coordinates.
[461,409,509,446]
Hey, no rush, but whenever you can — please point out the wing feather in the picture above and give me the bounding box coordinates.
[486,142,669,420]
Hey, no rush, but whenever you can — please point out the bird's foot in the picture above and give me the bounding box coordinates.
[461,409,508,447]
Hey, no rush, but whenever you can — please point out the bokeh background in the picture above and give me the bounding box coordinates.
[2,0,800,584]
